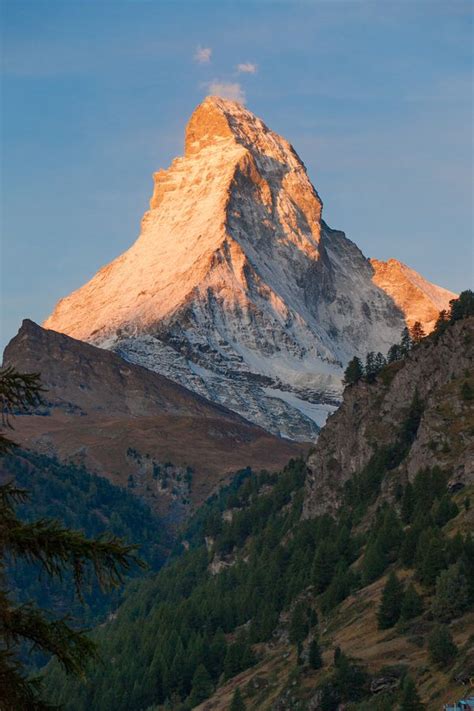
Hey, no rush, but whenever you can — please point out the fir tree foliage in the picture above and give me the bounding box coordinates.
[230,687,246,711]
[400,584,423,621]
[0,369,143,711]
[399,675,424,711]
[431,564,469,621]
[188,664,213,707]
[410,321,425,344]
[428,625,458,666]
[377,572,403,629]
[308,638,323,670]
[343,357,364,386]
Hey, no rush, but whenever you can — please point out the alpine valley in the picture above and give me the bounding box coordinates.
[2,98,473,711]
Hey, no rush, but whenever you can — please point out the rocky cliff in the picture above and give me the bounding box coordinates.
[303,316,474,518]
[43,97,455,440]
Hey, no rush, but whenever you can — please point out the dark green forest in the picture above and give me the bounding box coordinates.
[44,447,473,710]
[1,451,170,629]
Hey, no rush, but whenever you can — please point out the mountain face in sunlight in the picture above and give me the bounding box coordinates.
[44,97,455,440]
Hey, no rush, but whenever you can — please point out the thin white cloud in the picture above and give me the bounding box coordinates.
[207,81,246,103]
[194,46,212,64]
[236,62,257,74]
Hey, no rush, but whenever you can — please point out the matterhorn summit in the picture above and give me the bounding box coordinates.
[44,97,456,439]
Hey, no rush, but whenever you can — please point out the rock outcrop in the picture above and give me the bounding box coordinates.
[370,258,456,332]
[303,316,474,518]
[43,97,455,439]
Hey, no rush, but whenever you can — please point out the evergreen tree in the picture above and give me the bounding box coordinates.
[400,584,423,621]
[365,352,377,382]
[289,602,308,645]
[308,638,323,670]
[362,540,386,585]
[0,368,142,711]
[374,352,387,372]
[400,527,419,567]
[0,367,44,454]
[431,564,469,621]
[401,483,415,524]
[416,531,446,586]
[460,534,474,603]
[188,664,213,706]
[343,357,364,386]
[377,572,403,629]
[387,343,402,363]
[428,625,458,666]
[332,650,367,701]
[400,327,412,356]
[312,540,338,593]
[449,289,474,321]
[410,321,425,344]
[433,494,458,527]
[230,688,246,711]
[399,675,424,710]
[321,560,355,612]
[433,309,449,336]
[223,635,255,680]
[320,683,339,711]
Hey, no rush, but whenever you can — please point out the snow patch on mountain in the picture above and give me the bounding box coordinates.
[44,96,455,439]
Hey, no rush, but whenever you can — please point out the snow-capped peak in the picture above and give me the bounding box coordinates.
[43,98,456,439]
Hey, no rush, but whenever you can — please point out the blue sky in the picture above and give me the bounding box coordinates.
[1,0,473,351]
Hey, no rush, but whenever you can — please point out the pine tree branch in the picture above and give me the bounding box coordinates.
[0,514,146,597]
[0,367,46,455]
[0,597,98,676]
[0,650,59,711]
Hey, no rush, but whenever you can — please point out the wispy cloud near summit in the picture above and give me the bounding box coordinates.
[207,81,245,103]
[237,62,257,74]
[194,46,212,64]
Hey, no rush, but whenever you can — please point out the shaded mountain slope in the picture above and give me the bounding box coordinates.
[2,320,305,522]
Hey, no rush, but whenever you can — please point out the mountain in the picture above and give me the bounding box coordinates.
[370,257,457,332]
[44,307,474,711]
[2,320,305,523]
[303,313,474,520]
[43,96,455,440]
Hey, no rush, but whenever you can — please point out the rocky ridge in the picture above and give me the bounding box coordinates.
[2,320,305,522]
[370,257,456,332]
[303,316,474,519]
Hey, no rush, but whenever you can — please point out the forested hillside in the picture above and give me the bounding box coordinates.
[41,295,474,709]
[45,463,473,708]
[1,451,170,628]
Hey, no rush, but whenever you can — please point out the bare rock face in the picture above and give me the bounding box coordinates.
[370,258,457,332]
[2,320,305,522]
[303,317,474,519]
[43,97,455,440]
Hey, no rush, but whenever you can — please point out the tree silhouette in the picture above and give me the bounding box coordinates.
[410,321,425,344]
[0,367,143,710]
[343,357,363,386]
